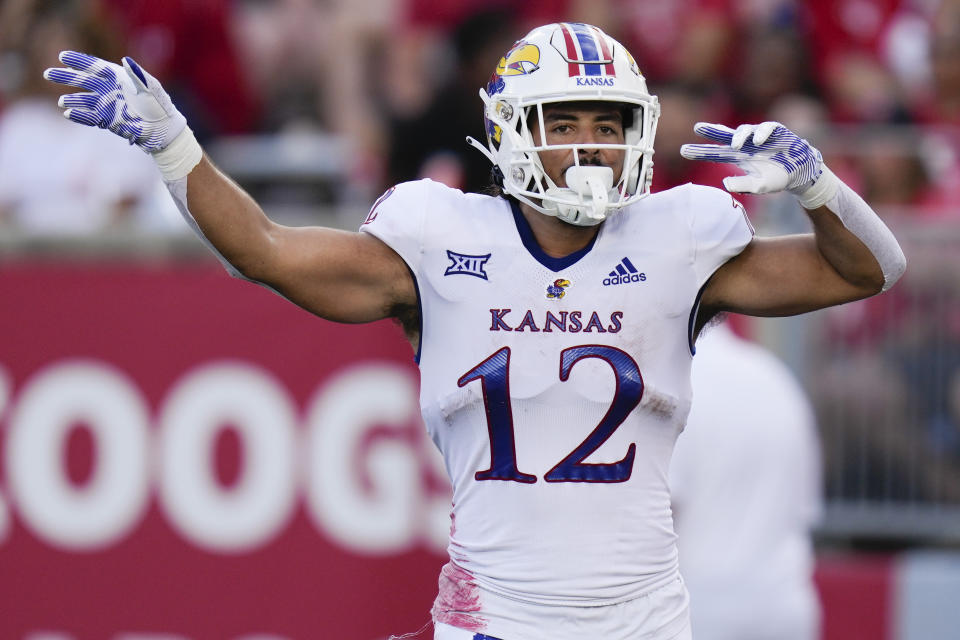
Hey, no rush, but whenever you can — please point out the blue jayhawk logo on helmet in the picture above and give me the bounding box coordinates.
[486,72,506,97]
[497,42,540,76]
[546,279,571,299]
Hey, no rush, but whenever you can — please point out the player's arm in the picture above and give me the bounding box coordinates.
[44,51,415,324]
[700,211,881,318]
[182,156,414,322]
[681,122,906,319]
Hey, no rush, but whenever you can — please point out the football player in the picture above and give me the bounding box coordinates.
[45,22,904,640]
[671,322,822,640]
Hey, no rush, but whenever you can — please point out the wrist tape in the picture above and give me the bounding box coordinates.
[795,164,841,209]
[152,126,203,182]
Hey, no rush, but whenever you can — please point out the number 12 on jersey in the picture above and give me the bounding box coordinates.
[457,345,644,484]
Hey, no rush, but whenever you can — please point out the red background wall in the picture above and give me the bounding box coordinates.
[0,259,904,640]
[0,259,446,640]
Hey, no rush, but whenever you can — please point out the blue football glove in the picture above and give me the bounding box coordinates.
[680,122,825,196]
[44,51,186,153]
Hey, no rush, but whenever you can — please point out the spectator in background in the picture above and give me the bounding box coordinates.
[802,0,904,84]
[801,0,915,124]
[385,9,518,193]
[231,0,399,194]
[101,0,260,139]
[400,0,615,34]
[902,1,960,205]
[815,239,960,505]
[821,51,911,123]
[916,3,960,125]
[856,129,936,211]
[0,0,178,235]
[731,25,820,125]
[651,84,738,194]
[671,322,822,640]
[612,0,736,88]
[884,241,960,498]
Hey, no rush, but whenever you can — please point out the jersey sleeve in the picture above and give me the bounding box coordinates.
[358,180,429,272]
[688,185,755,288]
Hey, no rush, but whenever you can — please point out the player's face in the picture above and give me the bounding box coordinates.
[531,102,626,189]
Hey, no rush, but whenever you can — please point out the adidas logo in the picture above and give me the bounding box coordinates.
[603,257,646,286]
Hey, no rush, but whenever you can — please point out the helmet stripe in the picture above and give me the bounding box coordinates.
[560,23,580,77]
[570,23,601,76]
[591,25,616,76]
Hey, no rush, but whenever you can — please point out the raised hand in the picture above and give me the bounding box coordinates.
[680,122,825,196]
[44,51,187,153]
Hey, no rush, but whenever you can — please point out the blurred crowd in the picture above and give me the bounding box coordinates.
[2,0,960,512]
[3,0,960,229]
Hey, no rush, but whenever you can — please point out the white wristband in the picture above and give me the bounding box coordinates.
[796,165,841,210]
[152,126,203,182]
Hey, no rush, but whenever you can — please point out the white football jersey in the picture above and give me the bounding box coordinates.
[360,179,753,637]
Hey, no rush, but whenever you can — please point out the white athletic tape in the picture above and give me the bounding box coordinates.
[796,164,841,210]
[152,126,203,182]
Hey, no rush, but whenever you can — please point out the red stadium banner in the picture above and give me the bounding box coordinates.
[0,258,450,640]
[12,258,960,640]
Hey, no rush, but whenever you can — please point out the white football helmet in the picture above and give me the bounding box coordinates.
[467,22,660,226]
